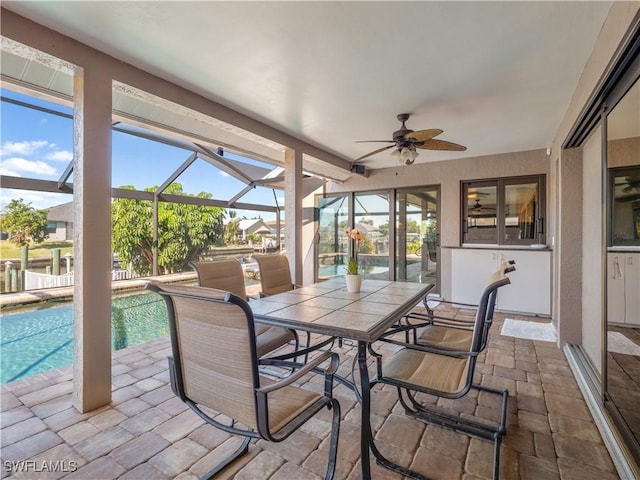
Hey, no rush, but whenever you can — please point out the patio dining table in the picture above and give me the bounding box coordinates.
[250,277,434,479]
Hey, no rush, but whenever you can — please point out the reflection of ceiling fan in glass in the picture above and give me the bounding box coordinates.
[471,199,496,213]
[615,176,640,202]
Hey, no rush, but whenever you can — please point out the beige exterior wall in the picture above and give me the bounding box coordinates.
[554,148,583,344]
[609,137,640,168]
[549,2,639,366]
[325,149,549,248]
[308,149,549,299]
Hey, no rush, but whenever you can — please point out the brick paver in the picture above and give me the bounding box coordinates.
[0,311,622,479]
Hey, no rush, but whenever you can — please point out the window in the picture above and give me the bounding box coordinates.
[462,175,545,245]
[609,166,640,247]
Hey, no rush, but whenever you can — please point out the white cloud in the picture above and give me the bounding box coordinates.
[0,166,22,177]
[46,150,73,162]
[0,140,48,157]
[0,189,69,210]
[219,171,230,177]
[0,157,57,176]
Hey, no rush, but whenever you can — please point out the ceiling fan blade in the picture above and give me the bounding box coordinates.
[404,129,443,142]
[355,140,395,143]
[616,193,640,202]
[355,144,395,161]
[418,138,467,151]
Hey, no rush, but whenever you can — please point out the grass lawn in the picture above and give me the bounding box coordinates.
[0,240,73,260]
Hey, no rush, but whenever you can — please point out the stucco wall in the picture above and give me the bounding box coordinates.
[305,148,550,298]
[549,1,639,357]
[325,149,549,246]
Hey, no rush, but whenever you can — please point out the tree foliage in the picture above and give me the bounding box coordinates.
[111,184,225,275]
[0,199,49,246]
[224,219,240,244]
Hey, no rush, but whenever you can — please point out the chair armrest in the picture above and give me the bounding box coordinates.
[257,351,339,395]
[378,336,477,359]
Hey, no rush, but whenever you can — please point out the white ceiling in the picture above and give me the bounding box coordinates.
[2,1,613,170]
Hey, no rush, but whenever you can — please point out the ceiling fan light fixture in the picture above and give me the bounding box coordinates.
[391,148,402,164]
[398,146,419,165]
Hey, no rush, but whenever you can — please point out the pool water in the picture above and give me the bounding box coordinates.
[318,264,389,278]
[0,292,167,384]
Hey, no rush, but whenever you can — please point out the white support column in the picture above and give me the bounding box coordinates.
[284,148,303,285]
[72,66,113,412]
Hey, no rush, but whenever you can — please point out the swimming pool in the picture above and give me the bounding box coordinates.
[0,292,167,384]
[318,265,389,278]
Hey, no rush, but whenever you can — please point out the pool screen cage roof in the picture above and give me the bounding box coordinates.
[1,38,352,215]
[1,90,334,215]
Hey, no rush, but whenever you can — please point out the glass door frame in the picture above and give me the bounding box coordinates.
[395,186,441,291]
[314,193,351,282]
[602,39,640,466]
[314,186,440,287]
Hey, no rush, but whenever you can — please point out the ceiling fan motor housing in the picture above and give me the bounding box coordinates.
[393,128,414,145]
[393,113,413,145]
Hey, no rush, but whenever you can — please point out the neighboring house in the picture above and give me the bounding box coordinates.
[46,202,73,241]
[236,218,271,241]
[265,220,285,238]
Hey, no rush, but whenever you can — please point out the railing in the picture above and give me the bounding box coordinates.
[24,270,136,290]
[24,271,75,289]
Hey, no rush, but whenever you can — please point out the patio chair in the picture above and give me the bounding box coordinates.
[145,282,341,480]
[252,253,337,361]
[253,253,298,296]
[407,261,516,351]
[191,259,299,359]
[371,268,512,480]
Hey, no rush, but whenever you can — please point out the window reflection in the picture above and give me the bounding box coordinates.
[504,182,538,242]
[462,177,545,245]
[611,167,640,246]
[606,76,640,462]
[354,192,390,279]
[465,184,497,243]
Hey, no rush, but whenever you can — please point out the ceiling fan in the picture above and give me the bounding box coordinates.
[615,176,640,202]
[355,113,466,165]
[469,199,496,216]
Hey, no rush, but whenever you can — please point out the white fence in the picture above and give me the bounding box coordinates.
[24,270,136,290]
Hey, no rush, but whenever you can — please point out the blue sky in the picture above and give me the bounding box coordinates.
[0,88,281,221]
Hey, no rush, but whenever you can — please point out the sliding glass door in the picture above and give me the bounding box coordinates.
[354,191,391,279]
[316,195,350,281]
[605,75,640,464]
[396,187,440,290]
[316,187,437,286]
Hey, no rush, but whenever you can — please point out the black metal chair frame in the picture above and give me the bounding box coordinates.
[368,272,512,480]
[147,282,341,480]
[402,260,516,346]
[190,259,305,368]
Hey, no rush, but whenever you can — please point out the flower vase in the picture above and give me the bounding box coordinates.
[345,274,362,293]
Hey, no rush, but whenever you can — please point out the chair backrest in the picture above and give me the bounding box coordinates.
[254,254,293,296]
[191,259,247,299]
[146,282,260,430]
[471,267,512,354]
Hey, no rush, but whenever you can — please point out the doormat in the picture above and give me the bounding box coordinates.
[608,331,640,356]
[500,318,557,342]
